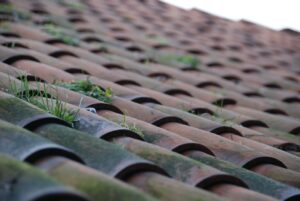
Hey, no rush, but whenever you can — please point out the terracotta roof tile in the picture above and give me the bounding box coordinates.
[0,0,300,200]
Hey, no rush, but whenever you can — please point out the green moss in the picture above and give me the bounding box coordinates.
[145,175,220,201]
[55,79,113,104]
[0,97,45,126]
[123,141,206,183]
[0,154,64,201]
[48,162,157,201]
[35,124,146,176]
[188,153,288,199]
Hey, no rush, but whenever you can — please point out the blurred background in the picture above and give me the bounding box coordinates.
[161,0,300,31]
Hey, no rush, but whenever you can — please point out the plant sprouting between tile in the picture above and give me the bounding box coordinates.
[119,114,144,138]
[42,23,80,46]
[7,76,78,127]
[158,54,200,69]
[55,79,113,104]
[211,99,236,127]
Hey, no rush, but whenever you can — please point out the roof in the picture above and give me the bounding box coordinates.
[0,0,300,201]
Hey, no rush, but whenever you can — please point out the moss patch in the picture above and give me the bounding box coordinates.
[188,152,289,199]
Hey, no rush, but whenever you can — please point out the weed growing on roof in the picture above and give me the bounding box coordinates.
[0,3,31,21]
[211,98,224,120]
[7,76,78,126]
[119,114,144,138]
[35,95,79,126]
[177,55,200,69]
[158,54,200,69]
[42,23,80,46]
[56,79,113,104]
[211,98,236,127]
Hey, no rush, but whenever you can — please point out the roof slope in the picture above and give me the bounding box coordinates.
[0,0,300,201]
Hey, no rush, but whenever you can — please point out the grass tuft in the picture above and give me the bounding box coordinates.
[211,99,236,127]
[56,79,113,104]
[7,76,78,126]
[120,115,144,138]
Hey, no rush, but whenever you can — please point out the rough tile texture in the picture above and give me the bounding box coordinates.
[0,0,299,201]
